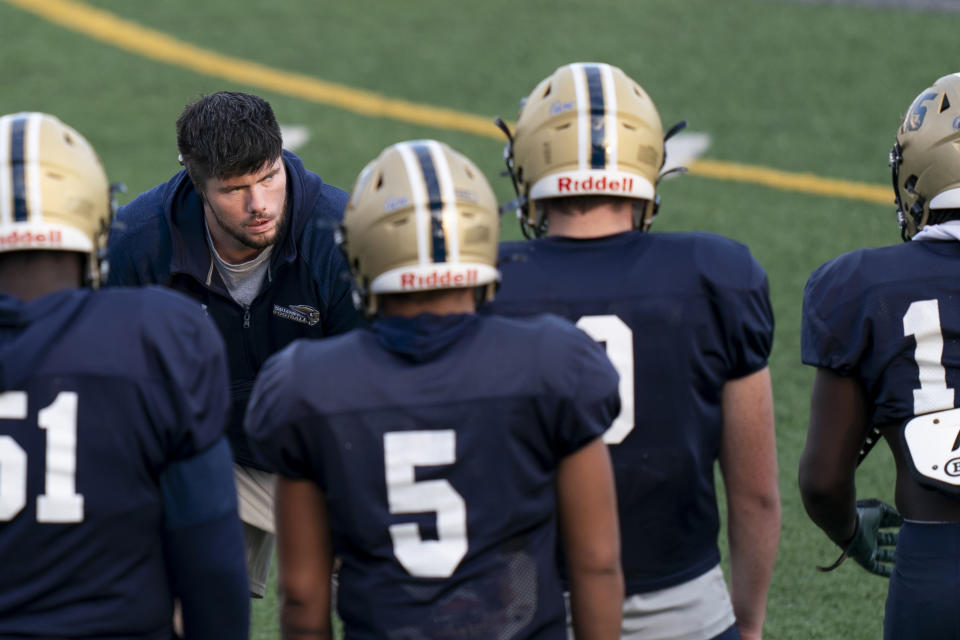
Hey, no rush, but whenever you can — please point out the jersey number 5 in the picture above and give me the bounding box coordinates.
[384,430,467,578]
[904,299,956,415]
[577,315,635,444]
[0,391,84,523]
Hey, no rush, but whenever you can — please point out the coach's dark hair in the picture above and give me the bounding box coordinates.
[176,91,283,191]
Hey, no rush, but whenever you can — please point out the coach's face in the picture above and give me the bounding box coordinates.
[201,155,288,263]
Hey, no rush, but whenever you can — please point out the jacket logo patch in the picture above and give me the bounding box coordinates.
[273,304,320,326]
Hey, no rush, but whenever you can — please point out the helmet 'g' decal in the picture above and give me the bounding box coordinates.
[411,142,446,264]
[10,115,28,222]
[906,92,939,132]
[584,65,607,169]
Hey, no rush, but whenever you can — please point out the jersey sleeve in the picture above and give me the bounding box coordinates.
[699,239,774,379]
[243,342,319,480]
[141,288,231,460]
[801,253,868,375]
[105,184,172,287]
[105,216,148,287]
[159,438,250,639]
[539,317,621,456]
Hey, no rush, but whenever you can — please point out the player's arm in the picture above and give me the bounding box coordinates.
[276,476,334,640]
[798,368,872,547]
[557,436,623,640]
[160,437,249,640]
[719,366,780,640]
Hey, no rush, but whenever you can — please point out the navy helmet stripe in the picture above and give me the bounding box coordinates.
[10,116,28,222]
[584,65,607,169]
[412,143,446,263]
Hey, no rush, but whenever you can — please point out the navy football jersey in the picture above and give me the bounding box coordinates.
[0,286,229,639]
[803,240,960,425]
[246,313,619,639]
[486,231,774,594]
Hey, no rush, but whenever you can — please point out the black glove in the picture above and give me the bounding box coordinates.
[818,498,903,578]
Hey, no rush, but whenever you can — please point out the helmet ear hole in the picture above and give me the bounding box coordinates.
[911,201,926,230]
[941,94,951,112]
[905,175,919,194]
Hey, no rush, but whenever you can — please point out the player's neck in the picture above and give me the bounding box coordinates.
[0,252,84,301]
[379,288,477,318]
[545,203,634,239]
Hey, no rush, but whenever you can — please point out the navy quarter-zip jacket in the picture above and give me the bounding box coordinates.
[106,150,365,468]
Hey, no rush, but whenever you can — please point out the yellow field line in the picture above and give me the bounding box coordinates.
[4,0,892,206]
[2,0,498,138]
[692,159,891,204]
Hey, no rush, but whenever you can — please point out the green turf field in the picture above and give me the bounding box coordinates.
[3,0,957,637]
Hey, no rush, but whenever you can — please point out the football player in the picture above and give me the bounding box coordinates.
[486,63,781,640]
[245,140,624,639]
[800,73,960,639]
[0,112,249,638]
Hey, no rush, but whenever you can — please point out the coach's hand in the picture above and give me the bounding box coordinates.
[844,499,902,577]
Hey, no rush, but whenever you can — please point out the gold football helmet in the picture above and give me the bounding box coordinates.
[0,112,111,285]
[891,73,960,240]
[341,140,500,315]
[498,62,682,236]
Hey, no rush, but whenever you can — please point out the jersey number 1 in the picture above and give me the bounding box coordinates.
[904,299,956,415]
[0,391,84,522]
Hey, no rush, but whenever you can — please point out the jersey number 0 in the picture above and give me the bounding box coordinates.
[576,315,635,444]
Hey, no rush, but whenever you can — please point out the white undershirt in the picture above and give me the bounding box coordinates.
[912,219,960,242]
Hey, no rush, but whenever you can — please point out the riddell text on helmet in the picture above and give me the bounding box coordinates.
[400,269,479,289]
[0,230,63,248]
[557,176,635,193]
